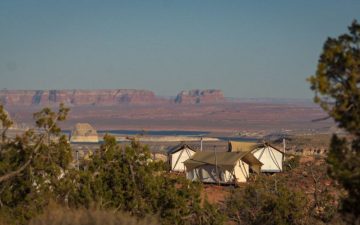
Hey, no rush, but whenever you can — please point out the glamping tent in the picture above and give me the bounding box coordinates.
[184,151,262,184]
[228,141,284,173]
[168,144,196,172]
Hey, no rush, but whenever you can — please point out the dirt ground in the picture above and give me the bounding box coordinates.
[202,185,231,204]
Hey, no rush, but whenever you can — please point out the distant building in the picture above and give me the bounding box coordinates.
[184,151,262,184]
[70,123,99,143]
[228,141,284,173]
[168,144,196,172]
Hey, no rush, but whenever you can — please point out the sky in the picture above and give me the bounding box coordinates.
[0,1,359,98]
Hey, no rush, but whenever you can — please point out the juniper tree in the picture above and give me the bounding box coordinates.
[308,20,360,224]
[0,104,72,224]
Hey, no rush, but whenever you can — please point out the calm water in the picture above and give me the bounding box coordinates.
[65,129,259,143]
[217,137,259,142]
[97,130,210,136]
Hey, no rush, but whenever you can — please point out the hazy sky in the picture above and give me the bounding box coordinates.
[0,1,359,98]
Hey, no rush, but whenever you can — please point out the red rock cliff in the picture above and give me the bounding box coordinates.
[0,89,157,106]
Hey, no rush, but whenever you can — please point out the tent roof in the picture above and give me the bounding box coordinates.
[184,151,262,172]
[229,141,285,154]
[266,143,285,154]
[242,153,262,166]
[228,141,259,152]
[167,144,196,155]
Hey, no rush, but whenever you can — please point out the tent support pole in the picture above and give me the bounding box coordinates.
[214,145,220,186]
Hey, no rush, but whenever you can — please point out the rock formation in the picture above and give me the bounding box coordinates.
[70,123,99,143]
[0,89,226,106]
[0,89,157,106]
[174,89,225,104]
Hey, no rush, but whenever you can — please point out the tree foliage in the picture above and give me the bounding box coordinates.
[308,20,360,224]
[308,21,360,135]
[224,176,308,225]
[0,104,72,224]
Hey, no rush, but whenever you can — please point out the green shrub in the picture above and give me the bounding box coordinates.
[224,176,308,225]
[283,154,301,171]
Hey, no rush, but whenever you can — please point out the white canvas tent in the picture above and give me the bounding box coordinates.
[184,151,262,184]
[168,144,196,172]
[228,141,284,173]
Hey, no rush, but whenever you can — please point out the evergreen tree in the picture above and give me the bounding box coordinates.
[0,104,72,224]
[308,20,360,224]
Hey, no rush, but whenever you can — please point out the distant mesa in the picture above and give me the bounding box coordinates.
[0,89,226,106]
[0,89,157,106]
[174,89,225,104]
[70,123,99,143]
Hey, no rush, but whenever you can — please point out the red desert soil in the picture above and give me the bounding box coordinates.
[202,185,231,205]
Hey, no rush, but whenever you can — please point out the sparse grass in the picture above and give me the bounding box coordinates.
[28,205,159,225]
